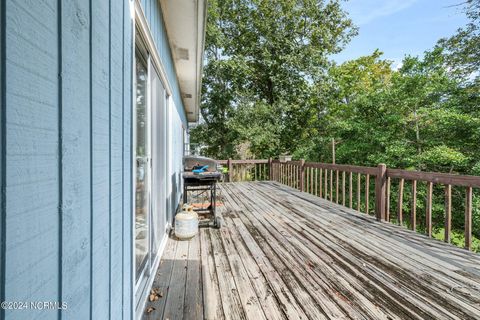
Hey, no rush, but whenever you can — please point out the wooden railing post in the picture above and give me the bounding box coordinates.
[299,159,305,192]
[465,187,473,250]
[375,163,387,221]
[268,157,273,181]
[227,158,233,182]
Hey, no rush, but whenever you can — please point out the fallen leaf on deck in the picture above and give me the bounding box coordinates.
[146,307,155,313]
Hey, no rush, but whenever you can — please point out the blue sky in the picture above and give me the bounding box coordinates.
[332,0,470,67]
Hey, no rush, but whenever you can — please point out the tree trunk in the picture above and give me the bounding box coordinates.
[413,109,422,154]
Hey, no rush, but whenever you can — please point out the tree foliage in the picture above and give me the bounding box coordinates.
[191,0,357,159]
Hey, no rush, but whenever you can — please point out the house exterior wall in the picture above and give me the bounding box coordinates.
[0,0,188,319]
[138,0,188,223]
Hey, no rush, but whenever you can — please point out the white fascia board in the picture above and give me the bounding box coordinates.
[160,0,207,123]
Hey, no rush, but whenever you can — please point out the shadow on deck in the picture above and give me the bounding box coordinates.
[143,181,480,320]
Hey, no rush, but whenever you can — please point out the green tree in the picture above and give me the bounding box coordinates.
[192,0,357,159]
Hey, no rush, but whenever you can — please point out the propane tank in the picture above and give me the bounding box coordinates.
[174,204,199,240]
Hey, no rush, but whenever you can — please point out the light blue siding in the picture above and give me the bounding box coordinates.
[0,0,4,314]
[140,0,188,127]
[1,0,133,319]
[5,1,60,320]
[110,0,125,318]
[91,0,112,317]
[122,1,133,317]
[61,0,91,319]
[0,0,189,319]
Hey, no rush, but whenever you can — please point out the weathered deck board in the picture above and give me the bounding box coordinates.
[144,181,480,319]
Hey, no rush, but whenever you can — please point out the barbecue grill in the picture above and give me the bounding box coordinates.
[182,156,222,228]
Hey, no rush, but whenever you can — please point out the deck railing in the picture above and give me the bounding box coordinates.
[217,159,271,182]
[218,158,480,251]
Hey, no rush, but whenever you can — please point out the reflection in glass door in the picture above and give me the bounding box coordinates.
[150,65,167,261]
[135,49,150,281]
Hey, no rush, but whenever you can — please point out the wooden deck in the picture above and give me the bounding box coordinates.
[143,181,480,320]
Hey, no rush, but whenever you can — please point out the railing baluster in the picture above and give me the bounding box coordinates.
[294,164,296,188]
[386,177,391,221]
[330,169,333,202]
[295,165,303,191]
[280,164,282,183]
[305,168,312,193]
[287,164,290,186]
[309,168,315,194]
[311,167,314,194]
[349,172,353,209]
[324,169,328,199]
[319,168,323,197]
[336,170,339,204]
[411,180,417,231]
[375,164,387,221]
[365,174,370,214]
[357,173,361,211]
[311,167,314,193]
[445,184,452,243]
[465,186,473,250]
[342,171,346,206]
[398,178,404,226]
[289,164,291,186]
[292,164,295,188]
[426,182,433,237]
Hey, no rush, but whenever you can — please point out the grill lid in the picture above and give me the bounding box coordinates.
[183,156,219,172]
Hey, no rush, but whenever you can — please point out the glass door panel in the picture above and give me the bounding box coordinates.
[135,52,150,280]
[150,66,167,259]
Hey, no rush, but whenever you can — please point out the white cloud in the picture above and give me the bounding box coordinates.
[346,0,419,25]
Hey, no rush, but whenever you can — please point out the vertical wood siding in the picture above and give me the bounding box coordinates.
[1,0,133,319]
[140,0,188,127]
[0,0,5,315]
[123,1,133,318]
[5,1,60,320]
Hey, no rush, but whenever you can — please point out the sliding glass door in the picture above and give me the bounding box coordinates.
[134,28,169,309]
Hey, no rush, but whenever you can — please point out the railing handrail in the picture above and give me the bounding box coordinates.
[217,159,269,165]
[387,168,480,188]
[219,158,480,185]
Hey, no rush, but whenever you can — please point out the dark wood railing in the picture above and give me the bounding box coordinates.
[217,159,271,182]
[218,158,480,251]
